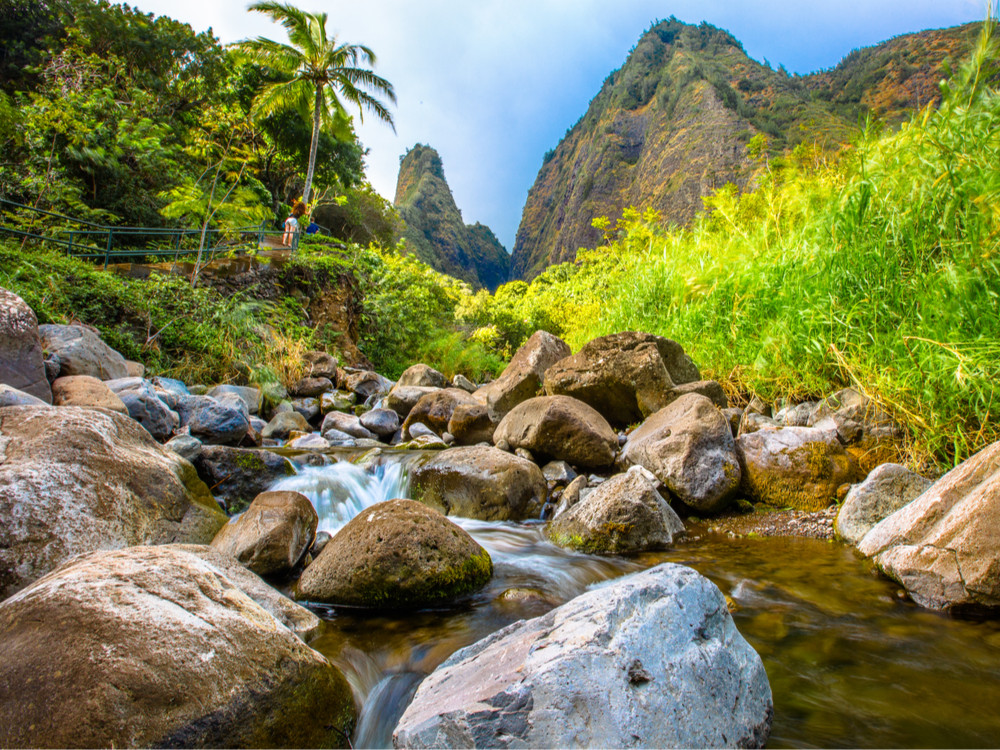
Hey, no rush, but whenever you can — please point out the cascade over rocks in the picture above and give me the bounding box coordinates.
[493,394,618,469]
[393,563,772,749]
[403,388,480,438]
[835,464,932,546]
[38,323,129,380]
[858,441,1000,611]
[736,426,858,511]
[410,446,547,521]
[0,405,226,600]
[0,287,51,403]
[548,466,684,554]
[296,499,492,609]
[0,545,355,748]
[211,491,318,576]
[475,330,571,420]
[543,332,700,427]
[622,393,741,513]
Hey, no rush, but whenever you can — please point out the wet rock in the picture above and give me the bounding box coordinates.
[622,394,740,514]
[835,464,932,546]
[261,410,310,440]
[302,350,339,381]
[207,384,262,415]
[297,499,491,609]
[211,491,317,576]
[403,388,480,439]
[0,545,354,748]
[51,375,128,414]
[38,323,128,380]
[858,441,1000,611]
[543,331,699,427]
[542,460,577,484]
[475,330,571,421]
[447,402,497,446]
[193,446,296,514]
[386,385,438,418]
[397,363,448,389]
[548,467,684,554]
[0,287,51,402]
[321,410,376,440]
[0,405,226,599]
[393,563,772,749]
[0,384,47,407]
[736,426,858,511]
[452,374,477,393]
[410,446,547,521]
[289,376,334,398]
[360,408,400,438]
[493,395,618,469]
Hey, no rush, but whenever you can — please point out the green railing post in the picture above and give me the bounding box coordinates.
[103,228,113,269]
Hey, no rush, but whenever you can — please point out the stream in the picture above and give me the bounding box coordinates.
[271,453,1000,749]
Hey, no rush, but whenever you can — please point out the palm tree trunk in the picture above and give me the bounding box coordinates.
[302,84,322,205]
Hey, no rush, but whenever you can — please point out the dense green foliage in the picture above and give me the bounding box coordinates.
[464,22,1000,467]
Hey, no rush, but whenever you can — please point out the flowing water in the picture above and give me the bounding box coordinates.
[274,453,1000,749]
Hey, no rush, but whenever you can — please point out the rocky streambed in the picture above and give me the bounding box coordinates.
[2,284,1000,748]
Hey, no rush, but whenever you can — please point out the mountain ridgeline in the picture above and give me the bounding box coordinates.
[510,18,982,280]
[394,145,510,291]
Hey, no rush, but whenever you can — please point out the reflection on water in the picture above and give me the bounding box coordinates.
[282,459,1000,749]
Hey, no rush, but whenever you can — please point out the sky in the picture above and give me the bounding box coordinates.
[138,0,985,250]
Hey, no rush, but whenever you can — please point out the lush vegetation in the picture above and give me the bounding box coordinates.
[461,21,1000,468]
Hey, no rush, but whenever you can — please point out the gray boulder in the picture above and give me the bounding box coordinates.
[397,363,448,389]
[193,446,296,514]
[622,394,740,513]
[176,394,250,445]
[151,376,189,396]
[321,410,376,440]
[207,384,262,415]
[211,491,317,576]
[38,323,128,380]
[0,384,47,408]
[289,376,334,398]
[834,464,932,546]
[386,385,439,418]
[0,545,354,748]
[0,288,51,402]
[452,374,477,393]
[474,330,571,420]
[393,563,772,749]
[117,381,178,442]
[345,370,386,399]
[165,433,202,463]
[664,379,728,408]
[360,408,400,438]
[261,410,310,440]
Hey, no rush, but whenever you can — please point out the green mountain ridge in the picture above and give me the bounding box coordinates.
[394,144,510,291]
[510,18,982,280]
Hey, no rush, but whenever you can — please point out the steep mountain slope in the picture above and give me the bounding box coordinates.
[511,19,981,280]
[394,144,510,290]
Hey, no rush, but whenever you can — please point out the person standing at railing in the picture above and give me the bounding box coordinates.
[283,201,307,247]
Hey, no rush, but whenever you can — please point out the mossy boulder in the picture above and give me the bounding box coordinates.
[193,446,296,514]
[736,426,858,511]
[410,446,547,521]
[296,499,492,609]
[548,467,684,555]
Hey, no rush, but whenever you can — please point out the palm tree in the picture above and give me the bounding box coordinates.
[235,2,395,205]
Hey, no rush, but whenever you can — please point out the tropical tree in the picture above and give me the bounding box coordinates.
[234,2,395,205]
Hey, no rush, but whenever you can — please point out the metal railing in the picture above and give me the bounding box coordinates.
[0,198,299,268]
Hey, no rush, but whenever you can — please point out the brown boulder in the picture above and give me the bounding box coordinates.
[543,332,700,427]
[386,385,439,418]
[0,405,226,599]
[288,376,334,398]
[0,545,354,748]
[410,446,547,521]
[211,491,318,576]
[622,394,740,513]
[345,370,385,399]
[448,402,497,445]
[296,499,492,608]
[474,330,571,420]
[0,288,51,403]
[664,379,728,409]
[51,375,128,414]
[397,363,448,389]
[302,350,339,381]
[403,388,479,438]
[493,395,618,469]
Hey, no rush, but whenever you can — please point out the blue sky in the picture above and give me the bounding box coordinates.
[139,0,985,249]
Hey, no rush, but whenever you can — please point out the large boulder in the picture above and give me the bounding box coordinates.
[117,382,179,442]
[410,446,547,521]
[834,464,931,546]
[397,363,448,389]
[622,394,740,513]
[192,446,296,514]
[360,408,400,439]
[38,323,128,380]
[548,467,684,554]
[858,441,1000,611]
[393,563,772,749]
[0,288,51,402]
[176,394,250,445]
[474,330,571,420]
[51,375,128,414]
[403,388,480,438]
[211,491,318,576]
[447,402,497,446]
[0,545,355,748]
[297,499,492,609]
[543,332,700,427]
[0,405,226,600]
[493,395,618,469]
[386,385,439,418]
[345,370,387,399]
[736,426,858,511]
